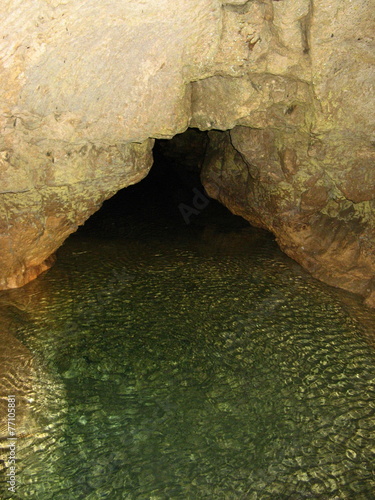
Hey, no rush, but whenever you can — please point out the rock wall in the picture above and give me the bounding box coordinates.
[194,0,375,306]
[201,127,375,307]
[0,0,374,305]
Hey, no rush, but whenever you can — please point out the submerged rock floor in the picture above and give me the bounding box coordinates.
[0,172,374,499]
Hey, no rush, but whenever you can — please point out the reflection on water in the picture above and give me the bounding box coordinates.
[0,172,375,499]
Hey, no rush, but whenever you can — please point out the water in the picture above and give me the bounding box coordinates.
[0,169,375,499]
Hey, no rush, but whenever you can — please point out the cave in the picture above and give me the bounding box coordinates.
[1,127,375,498]
[1,0,375,497]
[79,129,250,238]
[0,0,374,307]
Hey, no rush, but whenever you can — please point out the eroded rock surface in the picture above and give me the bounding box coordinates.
[0,138,153,289]
[201,127,375,307]
[0,0,374,304]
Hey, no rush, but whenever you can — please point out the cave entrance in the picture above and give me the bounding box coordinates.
[80,128,250,239]
[5,135,375,499]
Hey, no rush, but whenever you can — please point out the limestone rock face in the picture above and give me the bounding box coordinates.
[0,0,374,305]
[194,0,375,307]
[0,137,153,289]
[201,127,375,307]
[1,0,221,142]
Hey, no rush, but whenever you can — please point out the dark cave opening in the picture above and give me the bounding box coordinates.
[80,129,250,239]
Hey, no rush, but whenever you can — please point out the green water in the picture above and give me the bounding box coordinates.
[0,174,375,499]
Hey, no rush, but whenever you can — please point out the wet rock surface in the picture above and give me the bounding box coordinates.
[200,127,375,307]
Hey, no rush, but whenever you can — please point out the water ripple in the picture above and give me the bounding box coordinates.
[0,209,374,499]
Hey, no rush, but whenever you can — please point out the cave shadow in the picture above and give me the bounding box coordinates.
[77,133,257,242]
